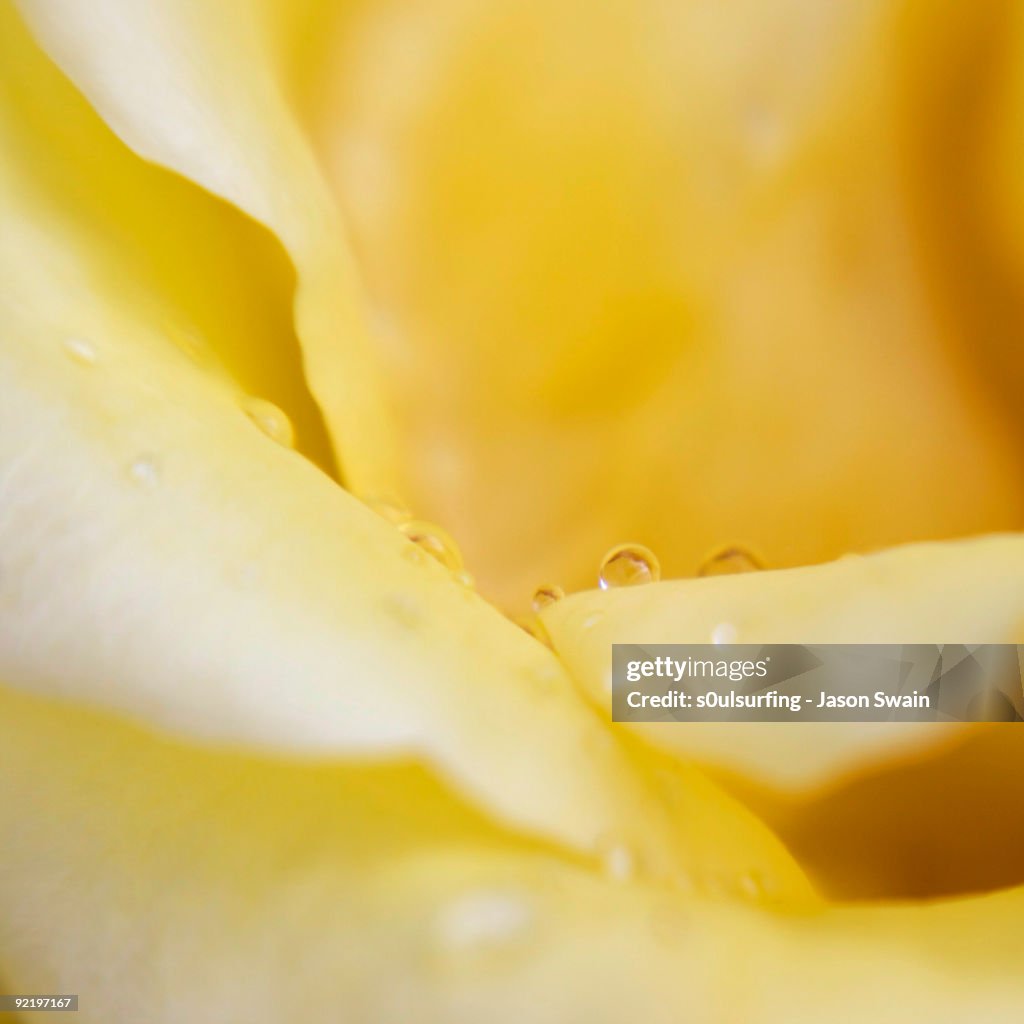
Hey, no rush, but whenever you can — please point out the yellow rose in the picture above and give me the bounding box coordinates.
[1,0,1023,1021]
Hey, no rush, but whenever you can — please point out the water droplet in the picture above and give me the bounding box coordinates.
[128,454,160,489]
[737,868,770,901]
[697,545,763,577]
[382,592,422,628]
[399,519,464,572]
[403,544,428,566]
[534,663,561,689]
[598,544,660,590]
[242,397,294,448]
[531,584,565,613]
[711,622,738,645]
[364,494,413,525]
[63,336,97,366]
[581,610,605,631]
[432,889,534,954]
[597,836,636,882]
[454,569,475,589]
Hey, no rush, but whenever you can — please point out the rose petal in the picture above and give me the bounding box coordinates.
[0,58,813,893]
[15,0,399,492]
[0,1,343,474]
[0,686,1020,1022]
[542,535,1024,791]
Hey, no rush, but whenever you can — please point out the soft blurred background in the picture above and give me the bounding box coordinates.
[281,0,1024,611]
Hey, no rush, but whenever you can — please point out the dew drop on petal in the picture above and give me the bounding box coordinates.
[739,872,766,900]
[534,663,561,689]
[364,494,413,525]
[581,610,605,631]
[63,336,97,366]
[697,545,763,577]
[403,544,428,567]
[399,519,464,572]
[711,622,738,645]
[432,889,534,954]
[598,544,660,590]
[382,591,423,629]
[242,397,295,448]
[596,835,636,882]
[531,584,565,613]
[127,454,160,489]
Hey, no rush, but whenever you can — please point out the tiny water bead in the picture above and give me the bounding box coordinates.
[739,871,767,901]
[598,843,630,884]
[697,545,763,577]
[597,838,636,883]
[62,336,97,366]
[382,591,423,629]
[127,454,161,489]
[454,568,475,589]
[598,543,660,590]
[530,584,565,613]
[432,889,535,954]
[241,397,295,448]
[710,621,738,645]
[399,519,464,572]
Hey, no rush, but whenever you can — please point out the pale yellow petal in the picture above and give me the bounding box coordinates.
[1,686,1020,1023]
[542,535,1024,791]
[0,92,815,894]
[15,0,398,492]
[0,0,341,474]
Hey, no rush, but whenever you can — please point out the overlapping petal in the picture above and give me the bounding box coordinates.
[2,686,1022,1022]
[3,0,1024,1020]
[543,535,1024,791]
[15,0,399,492]
[0,0,813,909]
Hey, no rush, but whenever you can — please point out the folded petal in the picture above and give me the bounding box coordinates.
[1,685,1021,1023]
[0,0,343,474]
[0,76,812,894]
[542,535,1024,790]
[15,0,399,492]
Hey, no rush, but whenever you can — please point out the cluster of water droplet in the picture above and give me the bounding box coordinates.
[364,496,475,591]
[521,542,768,649]
[61,333,304,488]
